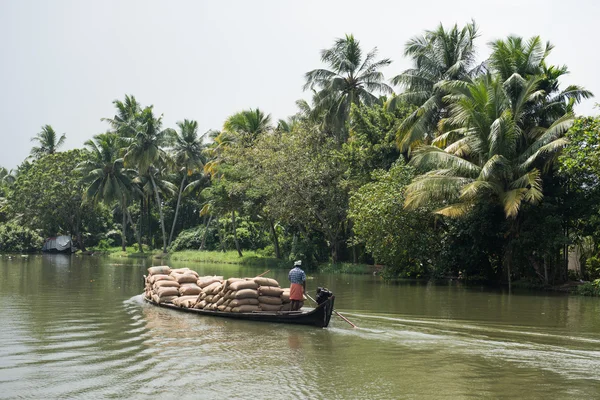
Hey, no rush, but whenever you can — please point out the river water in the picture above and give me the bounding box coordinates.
[1,254,599,399]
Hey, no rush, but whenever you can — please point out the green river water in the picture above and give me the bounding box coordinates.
[1,254,599,399]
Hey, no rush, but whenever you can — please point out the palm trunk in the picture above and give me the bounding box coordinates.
[121,202,127,252]
[269,219,281,259]
[232,209,243,257]
[150,174,168,253]
[199,214,213,251]
[126,208,143,253]
[168,175,186,246]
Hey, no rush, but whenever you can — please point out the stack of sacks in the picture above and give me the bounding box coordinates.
[194,276,224,310]
[257,282,283,312]
[168,268,201,308]
[224,278,260,313]
[145,266,181,304]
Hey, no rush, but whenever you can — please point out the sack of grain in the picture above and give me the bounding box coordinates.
[197,276,223,288]
[174,274,198,284]
[231,305,260,313]
[259,303,282,312]
[195,300,207,309]
[233,289,259,299]
[149,274,175,284]
[156,286,179,298]
[217,305,227,312]
[229,298,259,307]
[224,306,232,312]
[159,295,178,304]
[229,280,258,291]
[258,286,283,297]
[253,277,279,287]
[203,281,222,295]
[281,290,290,302]
[179,284,202,296]
[181,297,197,308]
[204,295,214,303]
[173,295,198,307]
[153,280,180,290]
[258,296,283,305]
[171,268,199,277]
[212,293,222,303]
[148,266,171,276]
[216,297,226,306]
[223,277,244,291]
[223,299,231,307]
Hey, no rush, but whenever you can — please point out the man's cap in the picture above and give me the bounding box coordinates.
[294,260,302,266]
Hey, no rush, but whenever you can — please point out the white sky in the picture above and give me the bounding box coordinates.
[0,0,598,168]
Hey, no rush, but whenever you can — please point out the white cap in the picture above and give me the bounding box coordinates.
[294,260,302,266]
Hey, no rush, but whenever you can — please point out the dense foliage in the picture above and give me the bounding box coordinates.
[1,22,599,291]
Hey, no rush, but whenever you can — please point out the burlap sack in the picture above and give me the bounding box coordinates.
[173,295,197,307]
[181,298,197,308]
[259,303,282,312]
[223,299,231,306]
[149,274,175,284]
[229,280,258,291]
[258,286,283,297]
[229,298,259,307]
[203,281,222,295]
[223,277,243,291]
[212,293,222,303]
[148,266,171,276]
[195,300,207,309]
[174,274,198,284]
[258,296,283,305]
[179,284,202,296]
[232,305,260,313]
[224,307,232,312]
[197,276,223,288]
[159,295,178,304]
[153,280,180,290]
[216,297,226,306]
[217,305,227,312]
[253,277,279,287]
[171,268,199,277]
[157,286,179,298]
[204,295,214,303]
[233,289,259,299]
[281,289,290,302]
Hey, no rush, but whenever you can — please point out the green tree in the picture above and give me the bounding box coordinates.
[123,106,175,253]
[8,150,94,249]
[30,125,66,159]
[304,34,393,141]
[169,119,207,246]
[389,21,480,151]
[404,72,579,290]
[78,133,142,252]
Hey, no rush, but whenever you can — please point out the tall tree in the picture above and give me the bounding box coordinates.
[304,34,393,141]
[78,133,142,252]
[404,71,581,290]
[389,21,480,151]
[30,125,66,159]
[169,119,207,246]
[123,106,175,253]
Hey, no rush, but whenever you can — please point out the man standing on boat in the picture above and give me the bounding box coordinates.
[288,260,306,311]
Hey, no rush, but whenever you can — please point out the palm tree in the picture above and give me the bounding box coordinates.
[30,125,66,159]
[78,133,142,252]
[222,108,272,147]
[168,119,207,246]
[101,95,143,138]
[123,106,175,253]
[389,21,480,151]
[304,34,393,141]
[404,72,579,291]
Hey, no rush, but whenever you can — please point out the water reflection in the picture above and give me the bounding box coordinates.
[0,255,599,399]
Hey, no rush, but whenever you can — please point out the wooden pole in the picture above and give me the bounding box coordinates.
[255,270,271,278]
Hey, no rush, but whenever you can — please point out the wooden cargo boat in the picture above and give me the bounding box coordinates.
[143,292,335,328]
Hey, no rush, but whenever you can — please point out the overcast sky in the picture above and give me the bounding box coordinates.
[0,0,598,168]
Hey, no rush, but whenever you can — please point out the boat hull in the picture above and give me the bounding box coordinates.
[143,295,335,328]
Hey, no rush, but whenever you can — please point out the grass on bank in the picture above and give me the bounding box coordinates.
[318,262,373,274]
[169,250,286,268]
